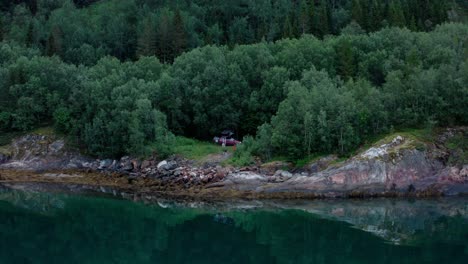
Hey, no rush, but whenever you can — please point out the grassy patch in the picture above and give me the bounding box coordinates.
[257,154,327,168]
[445,134,467,166]
[225,152,254,167]
[31,126,57,136]
[292,154,326,168]
[172,136,230,160]
[445,134,467,150]
[351,128,433,156]
[259,129,433,168]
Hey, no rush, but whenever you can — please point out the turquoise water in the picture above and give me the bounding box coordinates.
[0,190,466,264]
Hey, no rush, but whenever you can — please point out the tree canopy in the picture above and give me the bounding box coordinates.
[0,1,467,160]
[0,0,460,63]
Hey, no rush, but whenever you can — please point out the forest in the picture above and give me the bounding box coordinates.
[0,0,460,63]
[0,0,467,161]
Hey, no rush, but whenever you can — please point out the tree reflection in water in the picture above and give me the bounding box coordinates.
[0,190,466,264]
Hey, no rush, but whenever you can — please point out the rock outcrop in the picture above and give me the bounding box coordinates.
[0,135,96,170]
[217,128,468,197]
[0,128,466,198]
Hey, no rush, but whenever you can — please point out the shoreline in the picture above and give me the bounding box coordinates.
[1,128,466,200]
[1,169,465,201]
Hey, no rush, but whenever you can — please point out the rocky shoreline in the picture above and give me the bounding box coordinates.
[0,128,467,199]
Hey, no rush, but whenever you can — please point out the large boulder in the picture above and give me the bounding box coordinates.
[119,156,134,171]
[141,159,154,170]
[48,140,65,155]
[98,159,113,170]
[157,160,178,171]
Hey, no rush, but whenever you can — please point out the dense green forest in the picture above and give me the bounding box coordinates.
[0,0,467,161]
[0,0,461,63]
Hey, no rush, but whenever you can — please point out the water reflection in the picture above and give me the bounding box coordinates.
[0,189,466,264]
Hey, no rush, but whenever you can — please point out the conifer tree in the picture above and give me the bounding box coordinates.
[409,15,418,31]
[137,18,157,57]
[369,0,382,31]
[156,12,173,63]
[26,22,34,46]
[351,0,363,26]
[388,0,406,27]
[172,9,187,58]
[46,26,63,56]
[308,1,315,35]
[317,0,330,36]
[336,40,355,79]
[282,15,294,39]
[298,0,310,34]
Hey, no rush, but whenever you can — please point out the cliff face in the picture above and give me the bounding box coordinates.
[0,128,467,198]
[220,128,468,197]
[0,135,94,170]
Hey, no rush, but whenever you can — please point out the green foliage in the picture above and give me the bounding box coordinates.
[230,136,255,167]
[52,107,71,133]
[0,0,456,63]
[445,133,467,166]
[0,4,466,162]
[266,68,362,158]
[172,137,225,161]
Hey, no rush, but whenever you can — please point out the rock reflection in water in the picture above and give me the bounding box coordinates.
[0,189,466,264]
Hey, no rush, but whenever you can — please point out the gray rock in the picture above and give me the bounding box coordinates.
[158,161,178,171]
[141,160,153,169]
[48,140,65,154]
[157,160,168,169]
[274,170,293,178]
[120,161,134,171]
[98,159,113,170]
[280,171,293,178]
[308,155,337,173]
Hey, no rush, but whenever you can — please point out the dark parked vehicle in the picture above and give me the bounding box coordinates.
[213,136,241,146]
[213,130,241,146]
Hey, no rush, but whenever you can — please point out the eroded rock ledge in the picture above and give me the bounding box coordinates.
[0,128,466,199]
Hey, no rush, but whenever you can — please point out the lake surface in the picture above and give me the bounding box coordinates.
[0,189,466,264]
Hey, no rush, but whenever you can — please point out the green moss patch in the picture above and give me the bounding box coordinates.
[173,136,232,161]
[445,134,467,166]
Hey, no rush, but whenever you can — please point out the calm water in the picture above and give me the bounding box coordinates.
[0,190,466,264]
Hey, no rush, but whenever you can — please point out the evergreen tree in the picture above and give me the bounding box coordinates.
[369,0,382,31]
[298,0,310,34]
[409,15,418,31]
[388,0,406,27]
[137,18,157,57]
[46,27,63,56]
[206,23,223,45]
[351,0,363,27]
[172,9,187,57]
[156,12,173,63]
[317,0,331,36]
[282,15,294,39]
[26,22,34,46]
[336,39,355,79]
[308,0,315,35]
